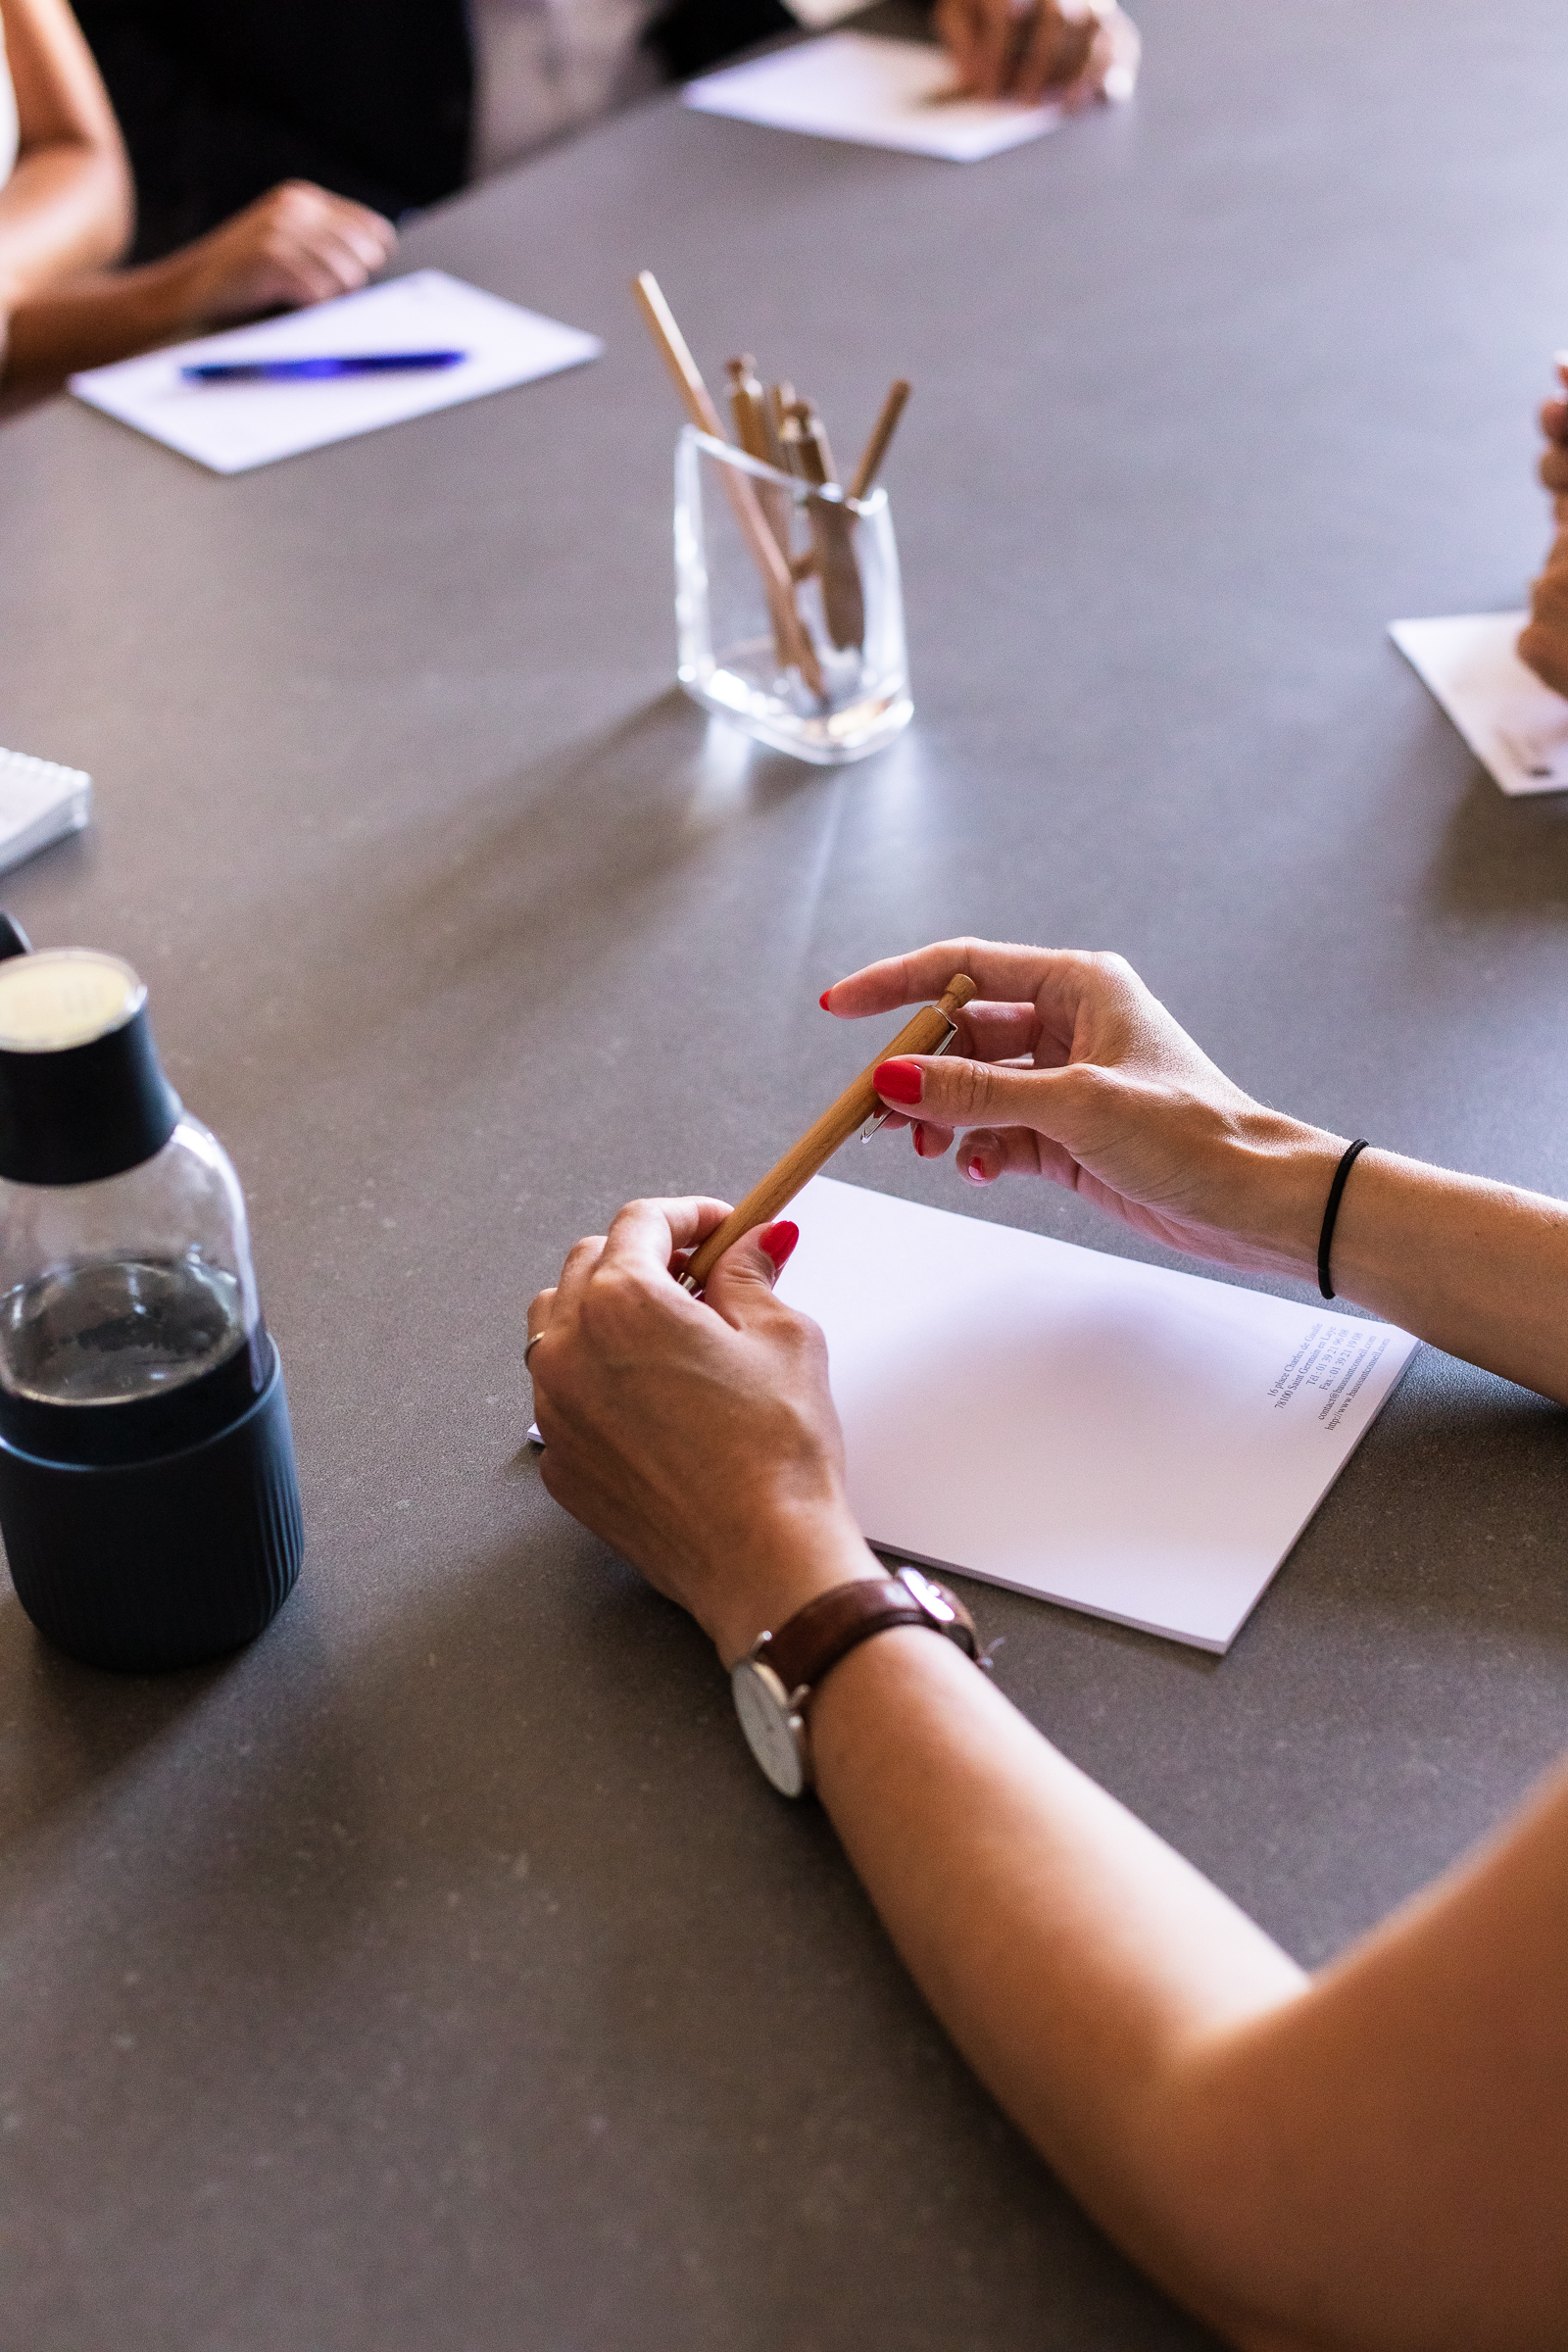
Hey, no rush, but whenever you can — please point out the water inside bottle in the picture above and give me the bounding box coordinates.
[0,1257,270,1465]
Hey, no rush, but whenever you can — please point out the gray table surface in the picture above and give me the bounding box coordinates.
[3,1,1567,2342]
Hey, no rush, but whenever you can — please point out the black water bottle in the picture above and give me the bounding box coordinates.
[0,922,304,1670]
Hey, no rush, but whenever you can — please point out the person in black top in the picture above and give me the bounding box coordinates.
[0,0,395,391]
[74,0,1140,263]
[72,0,471,258]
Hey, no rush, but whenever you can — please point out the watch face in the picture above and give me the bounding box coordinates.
[731,1660,808,1798]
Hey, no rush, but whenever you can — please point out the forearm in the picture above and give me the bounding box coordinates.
[3,251,193,381]
[1218,1122,1568,1405]
[1328,1150,1568,1402]
[808,1629,1306,2337]
[0,141,130,303]
[528,1184,1568,2347]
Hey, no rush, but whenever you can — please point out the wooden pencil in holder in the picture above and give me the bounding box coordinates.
[633,274,825,700]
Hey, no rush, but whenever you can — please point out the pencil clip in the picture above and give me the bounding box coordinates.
[858,1018,957,1141]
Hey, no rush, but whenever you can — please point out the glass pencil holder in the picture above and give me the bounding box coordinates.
[673,426,912,765]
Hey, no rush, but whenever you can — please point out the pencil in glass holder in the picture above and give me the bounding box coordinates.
[673,426,912,766]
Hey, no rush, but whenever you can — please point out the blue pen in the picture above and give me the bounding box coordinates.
[181,350,466,383]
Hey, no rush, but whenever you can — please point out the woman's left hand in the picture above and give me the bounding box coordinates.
[526,1199,879,1665]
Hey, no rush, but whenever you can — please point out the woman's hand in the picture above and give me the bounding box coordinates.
[157,180,397,333]
[826,939,1344,1276]
[1519,360,1568,700]
[2,176,398,386]
[933,0,1141,107]
[1537,357,1568,518]
[526,1199,880,1665]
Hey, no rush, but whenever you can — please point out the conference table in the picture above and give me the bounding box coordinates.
[3,1,1566,2341]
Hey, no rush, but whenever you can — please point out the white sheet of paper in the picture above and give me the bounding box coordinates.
[775,1178,1416,1652]
[1390,612,1568,796]
[683,31,1062,162]
[69,270,602,475]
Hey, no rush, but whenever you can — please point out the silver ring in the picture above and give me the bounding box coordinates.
[524,1332,545,1366]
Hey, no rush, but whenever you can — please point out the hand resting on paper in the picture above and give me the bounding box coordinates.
[831,935,1568,1406]
[5,180,397,385]
[528,971,1568,2351]
[1517,357,1568,699]
[526,1200,880,1670]
[934,0,1141,106]
[0,0,395,388]
[143,181,397,333]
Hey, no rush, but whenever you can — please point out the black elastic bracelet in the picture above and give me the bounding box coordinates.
[1317,1139,1370,1299]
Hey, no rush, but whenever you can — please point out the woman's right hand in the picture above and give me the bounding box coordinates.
[933,0,1141,108]
[159,180,397,333]
[826,940,1345,1278]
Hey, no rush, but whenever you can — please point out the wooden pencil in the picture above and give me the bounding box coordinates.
[727,354,793,571]
[788,398,865,653]
[848,379,911,504]
[679,975,978,1294]
[631,274,825,699]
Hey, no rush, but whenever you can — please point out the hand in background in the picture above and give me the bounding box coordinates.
[161,180,396,333]
[1520,359,1568,699]
[2,177,396,387]
[1537,357,1568,518]
[526,1200,876,1665]
[825,939,1340,1276]
[934,0,1140,107]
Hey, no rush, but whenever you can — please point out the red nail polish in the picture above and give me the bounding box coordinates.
[819,990,832,1010]
[964,1155,988,1185]
[757,1219,799,1272]
[911,1122,924,1158]
[873,1058,922,1105]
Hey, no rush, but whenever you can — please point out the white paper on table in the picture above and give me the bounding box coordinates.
[1390,612,1568,796]
[775,1178,1417,1653]
[683,31,1062,162]
[69,270,602,475]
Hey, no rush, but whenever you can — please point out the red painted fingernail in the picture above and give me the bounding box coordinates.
[911,1122,924,1157]
[964,1153,989,1185]
[873,1058,922,1105]
[757,1219,799,1272]
[819,990,832,1010]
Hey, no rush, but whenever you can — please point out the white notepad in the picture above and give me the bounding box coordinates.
[0,747,92,875]
[684,31,1064,162]
[776,1178,1417,1652]
[69,270,603,475]
[1390,612,1568,796]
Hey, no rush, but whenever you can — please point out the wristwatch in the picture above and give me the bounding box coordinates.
[730,1567,986,1799]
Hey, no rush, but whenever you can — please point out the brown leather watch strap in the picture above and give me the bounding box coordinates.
[757,1572,980,1702]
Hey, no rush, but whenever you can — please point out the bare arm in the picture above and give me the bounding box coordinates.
[525,926,1568,2348]
[3,176,396,385]
[0,0,131,309]
[813,1625,1568,2352]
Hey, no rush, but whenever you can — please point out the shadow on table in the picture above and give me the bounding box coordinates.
[0,1584,237,1865]
[188,685,833,1106]
[0,1485,1218,2351]
[1287,1346,1568,1648]
[1429,762,1568,914]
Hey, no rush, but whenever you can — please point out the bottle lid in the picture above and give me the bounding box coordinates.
[0,950,182,1186]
